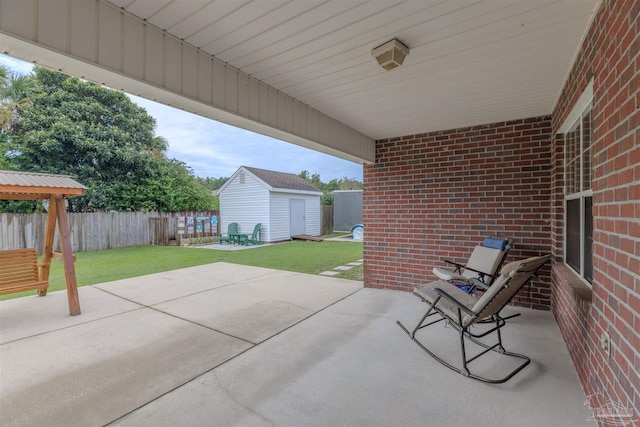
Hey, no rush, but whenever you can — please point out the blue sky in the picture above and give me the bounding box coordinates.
[0,54,363,181]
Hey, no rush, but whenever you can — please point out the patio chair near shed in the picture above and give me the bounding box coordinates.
[397,254,551,384]
[219,222,238,245]
[246,223,262,245]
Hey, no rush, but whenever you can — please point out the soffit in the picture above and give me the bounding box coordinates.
[107,0,597,140]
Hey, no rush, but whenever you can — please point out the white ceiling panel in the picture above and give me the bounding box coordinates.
[221,1,368,67]
[142,0,211,32]
[106,0,598,140]
[114,0,173,20]
[209,2,317,59]
[197,1,291,54]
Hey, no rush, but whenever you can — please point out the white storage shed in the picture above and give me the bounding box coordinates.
[218,166,323,242]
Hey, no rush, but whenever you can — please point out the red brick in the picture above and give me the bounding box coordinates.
[364,115,553,300]
[365,0,639,413]
[545,0,640,415]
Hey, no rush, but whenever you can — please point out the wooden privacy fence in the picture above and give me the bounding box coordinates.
[321,205,334,235]
[0,210,219,254]
[149,217,169,246]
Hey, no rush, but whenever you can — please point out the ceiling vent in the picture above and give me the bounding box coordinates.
[371,39,410,71]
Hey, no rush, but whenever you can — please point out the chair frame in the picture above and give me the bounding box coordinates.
[398,254,550,384]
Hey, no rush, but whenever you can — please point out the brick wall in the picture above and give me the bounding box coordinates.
[362,0,638,417]
[551,0,640,420]
[363,116,553,309]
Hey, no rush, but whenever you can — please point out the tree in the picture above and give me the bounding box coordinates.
[297,170,323,191]
[4,67,216,212]
[7,67,162,211]
[0,65,42,212]
[327,176,363,191]
[0,67,39,104]
[297,170,363,205]
[0,65,38,131]
[1,65,39,170]
[145,159,218,211]
[196,176,229,191]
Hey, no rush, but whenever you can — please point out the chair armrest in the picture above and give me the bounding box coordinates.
[460,265,495,280]
[469,278,490,291]
[433,267,472,284]
[433,287,475,316]
[443,259,464,267]
[443,259,465,272]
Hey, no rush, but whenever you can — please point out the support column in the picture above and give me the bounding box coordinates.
[39,195,58,295]
[54,195,81,316]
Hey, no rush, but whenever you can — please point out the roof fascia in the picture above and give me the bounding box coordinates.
[272,189,322,196]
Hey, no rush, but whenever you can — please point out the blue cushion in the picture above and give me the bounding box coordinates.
[483,237,509,250]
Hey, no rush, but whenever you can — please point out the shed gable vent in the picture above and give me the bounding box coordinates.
[239,172,245,184]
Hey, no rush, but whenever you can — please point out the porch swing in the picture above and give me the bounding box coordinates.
[0,170,85,315]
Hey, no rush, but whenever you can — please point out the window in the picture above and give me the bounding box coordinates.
[562,85,593,284]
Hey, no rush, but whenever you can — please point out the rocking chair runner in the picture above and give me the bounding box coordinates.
[397,254,551,384]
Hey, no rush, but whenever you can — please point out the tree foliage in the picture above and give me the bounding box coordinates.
[1,67,216,212]
[196,176,229,191]
[297,170,363,205]
[0,65,42,212]
[1,64,38,169]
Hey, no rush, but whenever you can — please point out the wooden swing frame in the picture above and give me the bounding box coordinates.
[0,170,85,315]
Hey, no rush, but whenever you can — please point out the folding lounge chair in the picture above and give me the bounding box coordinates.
[397,254,551,384]
[433,237,512,292]
[433,237,524,322]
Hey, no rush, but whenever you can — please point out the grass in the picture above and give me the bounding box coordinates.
[336,264,364,281]
[322,232,351,238]
[0,241,363,301]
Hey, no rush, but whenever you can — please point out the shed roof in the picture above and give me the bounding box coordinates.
[0,170,86,200]
[243,167,321,194]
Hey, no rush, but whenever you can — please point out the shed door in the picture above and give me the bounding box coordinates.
[290,199,305,235]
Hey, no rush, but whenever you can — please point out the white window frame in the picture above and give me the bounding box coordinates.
[560,81,594,285]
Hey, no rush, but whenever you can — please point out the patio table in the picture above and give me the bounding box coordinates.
[231,233,248,245]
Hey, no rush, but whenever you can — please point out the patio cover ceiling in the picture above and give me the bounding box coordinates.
[0,0,599,163]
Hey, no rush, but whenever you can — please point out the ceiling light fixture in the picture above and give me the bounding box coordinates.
[371,38,410,71]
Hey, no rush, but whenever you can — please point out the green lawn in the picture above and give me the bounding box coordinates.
[1,241,363,301]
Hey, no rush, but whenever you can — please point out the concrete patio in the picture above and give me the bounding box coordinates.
[0,262,592,426]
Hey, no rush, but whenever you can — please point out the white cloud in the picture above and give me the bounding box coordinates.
[131,94,363,180]
[2,54,363,182]
[0,55,34,75]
